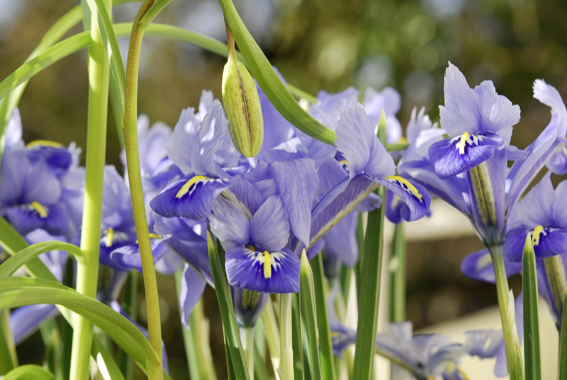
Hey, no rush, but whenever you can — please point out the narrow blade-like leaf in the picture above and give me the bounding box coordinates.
[522,235,541,380]
[300,250,322,380]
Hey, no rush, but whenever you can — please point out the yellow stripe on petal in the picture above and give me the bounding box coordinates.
[149,233,162,239]
[263,251,272,279]
[532,225,545,246]
[176,175,209,198]
[385,175,423,201]
[458,132,470,155]
[29,201,48,218]
[26,140,64,148]
[105,227,114,247]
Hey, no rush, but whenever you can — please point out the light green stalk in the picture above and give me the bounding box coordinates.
[122,1,165,378]
[69,1,111,379]
[389,223,406,322]
[279,293,294,380]
[543,255,567,323]
[489,245,524,380]
[261,299,281,378]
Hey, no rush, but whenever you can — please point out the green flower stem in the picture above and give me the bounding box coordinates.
[0,309,17,375]
[279,293,294,380]
[489,245,524,380]
[543,255,567,322]
[240,327,255,380]
[522,235,541,380]
[261,299,281,377]
[69,1,111,379]
[389,223,406,322]
[123,1,164,378]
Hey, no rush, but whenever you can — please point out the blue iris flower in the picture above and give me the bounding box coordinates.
[150,92,243,221]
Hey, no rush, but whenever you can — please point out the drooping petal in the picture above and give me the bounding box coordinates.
[462,249,522,283]
[225,247,300,293]
[503,228,530,262]
[372,175,431,222]
[209,197,250,251]
[5,202,69,236]
[554,180,567,228]
[509,173,555,229]
[250,196,290,252]
[10,304,60,344]
[464,329,503,358]
[310,175,379,250]
[109,239,170,272]
[531,227,567,260]
[180,264,207,328]
[269,159,319,247]
[150,175,233,220]
[428,133,504,179]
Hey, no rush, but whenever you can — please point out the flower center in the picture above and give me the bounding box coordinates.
[26,140,64,148]
[532,225,545,246]
[263,251,272,279]
[384,175,423,201]
[105,227,114,247]
[458,132,470,155]
[29,201,48,218]
[176,175,209,198]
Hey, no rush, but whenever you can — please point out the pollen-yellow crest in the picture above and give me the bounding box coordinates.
[458,132,470,155]
[384,175,423,201]
[176,175,209,198]
[30,201,48,218]
[105,227,114,247]
[26,140,64,148]
[532,225,545,246]
[263,251,272,279]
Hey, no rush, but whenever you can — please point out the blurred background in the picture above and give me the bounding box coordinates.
[1,0,565,378]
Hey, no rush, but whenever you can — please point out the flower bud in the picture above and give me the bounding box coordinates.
[222,53,264,157]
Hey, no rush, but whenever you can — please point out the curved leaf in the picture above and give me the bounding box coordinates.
[3,365,54,380]
[92,339,126,380]
[0,241,83,278]
[523,236,541,380]
[219,0,336,145]
[0,277,160,373]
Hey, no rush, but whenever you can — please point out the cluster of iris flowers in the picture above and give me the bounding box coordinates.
[1,2,567,380]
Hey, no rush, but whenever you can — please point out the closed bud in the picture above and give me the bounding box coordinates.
[222,52,264,157]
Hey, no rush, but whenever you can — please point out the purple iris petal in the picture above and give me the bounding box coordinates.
[310,175,379,250]
[461,249,522,283]
[249,196,290,252]
[150,175,233,220]
[5,202,69,236]
[554,181,567,228]
[225,247,300,293]
[335,102,396,179]
[109,239,169,272]
[372,176,431,222]
[10,304,60,344]
[532,228,567,260]
[363,86,402,143]
[180,264,207,329]
[27,145,73,172]
[269,159,319,247]
[323,212,358,267]
[209,197,250,251]
[310,87,359,130]
[5,108,22,149]
[509,173,555,229]
[226,178,263,215]
[440,63,520,144]
[464,329,503,358]
[428,133,503,179]
[98,229,137,269]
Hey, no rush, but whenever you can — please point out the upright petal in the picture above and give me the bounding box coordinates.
[209,197,250,250]
[269,159,319,247]
[250,196,290,252]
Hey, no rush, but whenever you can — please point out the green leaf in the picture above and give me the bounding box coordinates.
[0,241,83,277]
[0,309,17,375]
[310,254,336,380]
[291,293,304,380]
[0,277,160,374]
[207,231,250,380]
[389,223,406,322]
[219,0,336,145]
[3,365,55,380]
[352,186,386,380]
[299,250,322,380]
[560,292,567,380]
[522,235,541,380]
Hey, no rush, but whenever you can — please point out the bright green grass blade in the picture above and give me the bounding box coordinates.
[207,231,250,380]
[3,365,55,380]
[522,235,541,380]
[300,250,322,380]
[292,293,304,380]
[92,338,126,380]
[311,254,336,380]
[560,292,567,380]
[0,241,83,277]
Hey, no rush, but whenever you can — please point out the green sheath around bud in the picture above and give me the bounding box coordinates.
[222,52,264,157]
